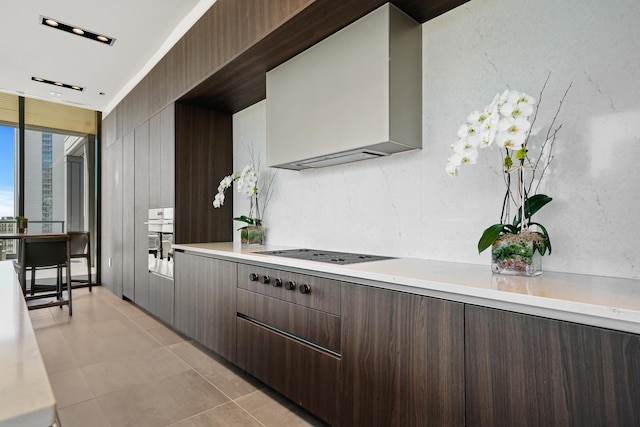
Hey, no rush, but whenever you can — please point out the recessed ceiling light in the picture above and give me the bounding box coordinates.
[39,15,116,46]
[31,76,84,92]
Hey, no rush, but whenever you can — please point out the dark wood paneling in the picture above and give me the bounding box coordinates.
[178,0,470,113]
[122,131,135,299]
[237,317,340,425]
[174,103,233,244]
[340,284,465,426]
[465,305,640,426]
[102,110,117,149]
[237,288,341,353]
[160,103,175,208]
[174,251,237,362]
[99,136,123,296]
[115,0,470,133]
[148,273,175,325]
[148,112,162,208]
[133,121,150,309]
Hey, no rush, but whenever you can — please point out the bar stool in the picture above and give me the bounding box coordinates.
[68,231,92,291]
[14,235,72,315]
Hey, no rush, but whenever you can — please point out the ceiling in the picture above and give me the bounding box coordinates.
[0,0,216,114]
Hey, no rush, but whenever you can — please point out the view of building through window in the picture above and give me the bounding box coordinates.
[24,129,67,234]
[0,126,88,259]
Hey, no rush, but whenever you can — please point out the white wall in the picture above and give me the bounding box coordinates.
[233,0,640,280]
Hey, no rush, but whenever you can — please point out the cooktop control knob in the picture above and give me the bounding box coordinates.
[299,284,311,294]
[260,275,270,284]
[273,278,282,287]
[249,273,259,282]
[285,281,296,291]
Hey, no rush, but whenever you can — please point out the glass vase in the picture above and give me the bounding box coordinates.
[491,235,542,277]
[241,225,265,246]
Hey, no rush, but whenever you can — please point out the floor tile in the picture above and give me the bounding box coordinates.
[146,325,187,346]
[34,286,322,426]
[236,389,326,427]
[168,401,263,427]
[40,342,79,375]
[97,370,230,427]
[57,399,112,427]
[128,312,165,330]
[58,318,162,367]
[49,367,94,408]
[81,346,190,397]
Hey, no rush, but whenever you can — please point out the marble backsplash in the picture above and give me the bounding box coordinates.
[231,0,640,280]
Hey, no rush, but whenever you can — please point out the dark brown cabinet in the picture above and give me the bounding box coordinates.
[121,131,135,300]
[235,264,342,425]
[99,133,123,297]
[174,251,237,362]
[133,121,150,310]
[465,305,640,426]
[340,284,465,427]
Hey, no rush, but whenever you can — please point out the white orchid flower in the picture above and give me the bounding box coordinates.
[446,162,458,176]
[495,132,525,150]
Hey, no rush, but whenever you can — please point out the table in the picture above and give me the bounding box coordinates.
[0,260,57,426]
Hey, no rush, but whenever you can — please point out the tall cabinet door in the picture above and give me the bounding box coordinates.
[122,131,135,299]
[340,284,465,426]
[133,122,150,309]
[100,136,123,296]
[465,305,640,426]
[160,103,175,208]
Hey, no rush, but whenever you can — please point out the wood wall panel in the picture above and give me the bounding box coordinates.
[174,103,233,244]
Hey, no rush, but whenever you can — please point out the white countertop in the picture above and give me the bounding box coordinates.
[174,242,640,335]
[0,261,56,427]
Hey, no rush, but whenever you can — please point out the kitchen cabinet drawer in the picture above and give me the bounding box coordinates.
[466,305,640,426]
[237,288,340,354]
[237,263,341,315]
[237,317,340,426]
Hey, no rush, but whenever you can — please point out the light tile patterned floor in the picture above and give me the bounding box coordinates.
[30,286,326,427]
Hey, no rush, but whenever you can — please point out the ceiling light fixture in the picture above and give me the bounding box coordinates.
[39,15,116,46]
[32,76,84,92]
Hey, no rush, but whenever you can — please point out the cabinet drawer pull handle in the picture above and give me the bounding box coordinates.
[273,278,282,287]
[249,273,259,282]
[260,275,271,284]
[285,280,296,290]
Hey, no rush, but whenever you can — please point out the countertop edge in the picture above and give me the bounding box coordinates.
[173,243,640,335]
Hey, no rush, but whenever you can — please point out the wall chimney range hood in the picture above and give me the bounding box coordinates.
[266,3,422,171]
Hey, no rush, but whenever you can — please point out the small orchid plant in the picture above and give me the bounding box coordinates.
[213,164,263,227]
[213,159,275,230]
[446,75,570,256]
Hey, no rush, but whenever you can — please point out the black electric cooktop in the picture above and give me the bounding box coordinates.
[255,248,394,265]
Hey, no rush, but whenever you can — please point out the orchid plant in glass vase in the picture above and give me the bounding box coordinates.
[446,76,571,276]
[213,164,273,246]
